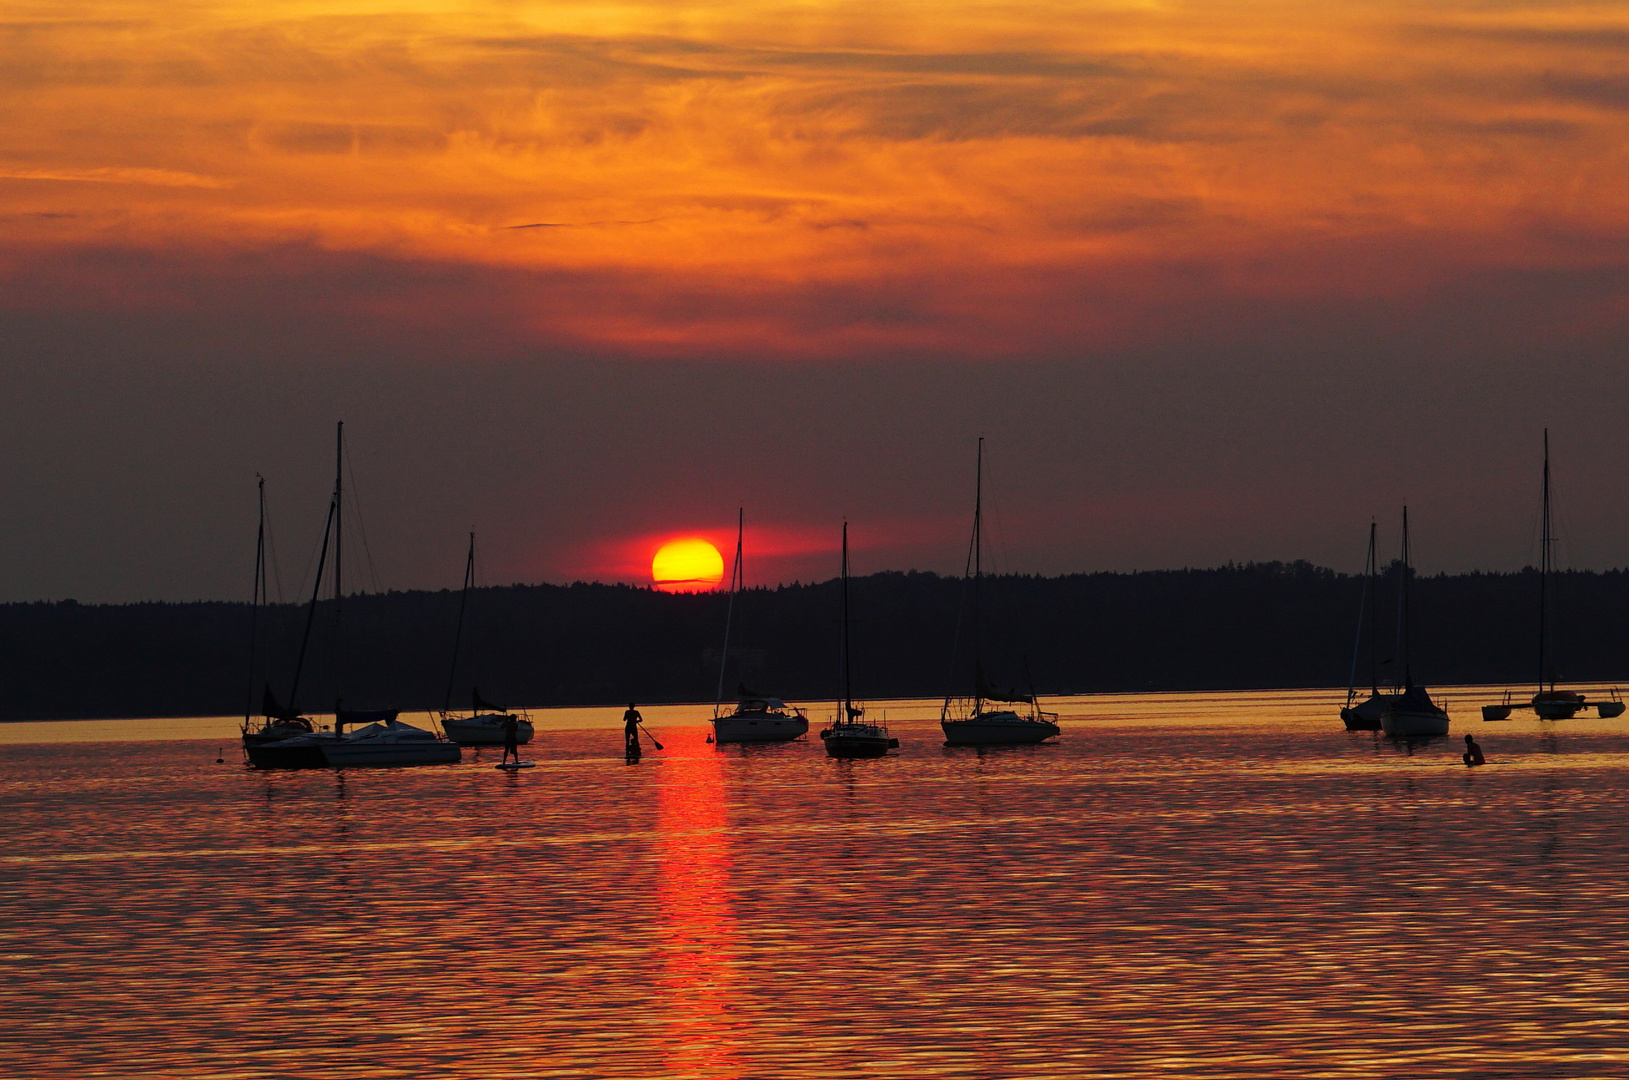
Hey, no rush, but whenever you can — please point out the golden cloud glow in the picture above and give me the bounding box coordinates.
[3,1,1629,355]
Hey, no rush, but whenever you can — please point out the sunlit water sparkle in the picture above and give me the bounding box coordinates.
[4,688,1629,1078]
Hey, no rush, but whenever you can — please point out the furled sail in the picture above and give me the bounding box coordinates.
[472,688,506,713]
[263,684,299,721]
[977,665,1034,704]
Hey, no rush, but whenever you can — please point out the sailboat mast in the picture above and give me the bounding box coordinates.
[333,421,345,725]
[1345,520,1375,706]
[1400,506,1413,689]
[443,532,476,714]
[973,437,983,715]
[246,476,266,726]
[841,521,852,722]
[715,509,743,714]
[1367,521,1379,694]
[1539,429,1551,695]
[287,491,335,714]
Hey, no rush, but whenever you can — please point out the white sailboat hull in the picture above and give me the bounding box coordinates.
[713,715,809,743]
[1379,708,1450,738]
[442,714,534,745]
[942,712,1060,745]
[317,720,461,767]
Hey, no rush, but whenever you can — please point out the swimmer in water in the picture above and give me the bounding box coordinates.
[1462,733,1485,767]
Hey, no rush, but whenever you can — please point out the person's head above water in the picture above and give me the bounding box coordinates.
[1465,734,1474,743]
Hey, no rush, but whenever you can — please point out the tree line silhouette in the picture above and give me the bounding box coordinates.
[3,561,1627,722]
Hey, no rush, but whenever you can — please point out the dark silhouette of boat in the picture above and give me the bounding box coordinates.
[245,423,456,768]
[1378,507,1450,738]
[1341,520,1390,730]
[438,533,534,746]
[1483,432,1624,722]
[711,509,809,745]
[821,522,897,758]
[941,439,1060,746]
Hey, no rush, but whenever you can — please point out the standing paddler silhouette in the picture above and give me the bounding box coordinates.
[624,703,643,758]
[501,712,521,765]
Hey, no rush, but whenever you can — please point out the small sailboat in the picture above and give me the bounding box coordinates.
[1340,520,1390,730]
[239,477,322,750]
[438,532,535,746]
[1529,432,1588,720]
[1482,432,1622,722]
[1378,506,1451,738]
[711,509,810,745]
[820,522,898,758]
[246,423,457,769]
[941,439,1061,746]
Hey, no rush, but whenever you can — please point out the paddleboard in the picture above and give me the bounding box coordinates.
[495,761,535,770]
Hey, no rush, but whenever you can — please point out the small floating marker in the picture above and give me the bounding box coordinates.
[216,746,225,764]
[495,761,535,771]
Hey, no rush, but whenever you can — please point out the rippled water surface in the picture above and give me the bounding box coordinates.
[6,689,1629,1078]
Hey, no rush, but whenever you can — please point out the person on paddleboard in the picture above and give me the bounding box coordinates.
[623,703,643,756]
[1462,734,1485,767]
[501,713,521,765]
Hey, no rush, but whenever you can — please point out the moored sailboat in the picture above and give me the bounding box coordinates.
[1378,507,1451,738]
[1340,520,1391,731]
[941,439,1060,746]
[246,423,457,768]
[438,532,535,746]
[1481,432,1622,722]
[820,522,897,758]
[239,477,325,751]
[711,510,809,745]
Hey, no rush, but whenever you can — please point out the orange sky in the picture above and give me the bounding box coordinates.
[4,1,1629,598]
[7,1,1629,356]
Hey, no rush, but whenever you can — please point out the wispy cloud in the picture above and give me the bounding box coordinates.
[0,165,232,188]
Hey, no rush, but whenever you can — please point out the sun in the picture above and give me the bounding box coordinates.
[652,538,725,593]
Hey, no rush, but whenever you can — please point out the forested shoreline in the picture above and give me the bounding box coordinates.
[3,562,1627,722]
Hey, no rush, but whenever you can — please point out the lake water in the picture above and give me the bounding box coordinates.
[5,687,1629,1079]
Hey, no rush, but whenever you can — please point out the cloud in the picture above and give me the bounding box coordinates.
[257,123,447,155]
[0,165,233,188]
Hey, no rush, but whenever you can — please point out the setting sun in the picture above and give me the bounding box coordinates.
[652,538,725,593]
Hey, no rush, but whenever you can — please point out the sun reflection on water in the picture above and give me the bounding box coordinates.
[657,744,742,1078]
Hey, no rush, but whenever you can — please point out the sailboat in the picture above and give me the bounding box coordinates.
[820,522,898,758]
[439,532,535,746]
[1377,506,1451,738]
[1340,520,1390,731]
[239,477,320,749]
[941,439,1061,746]
[1482,432,1624,722]
[247,423,458,768]
[711,509,810,744]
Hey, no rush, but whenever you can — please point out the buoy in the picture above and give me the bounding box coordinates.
[215,746,225,764]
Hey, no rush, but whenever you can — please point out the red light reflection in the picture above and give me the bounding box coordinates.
[656,746,741,1077]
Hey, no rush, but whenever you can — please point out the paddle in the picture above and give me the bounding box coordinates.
[640,724,664,750]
